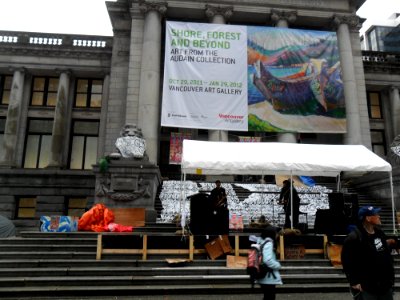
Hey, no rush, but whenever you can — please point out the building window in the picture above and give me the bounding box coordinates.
[23,119,53,168]
[30,77,59,106]
[69,120,99,170]
[0,75,12,105]
[367,92,382,119]
[0,118,4,159]
[74,79,103,108]
[66,198,88,217]
[371,129,386,158]
[367,28,378,51]
[16,197,37,218]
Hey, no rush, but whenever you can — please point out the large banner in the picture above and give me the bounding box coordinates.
[161,21,248,131]
[161,22,346,133]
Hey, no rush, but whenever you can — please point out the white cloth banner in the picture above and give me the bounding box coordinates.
[161,21,248,131]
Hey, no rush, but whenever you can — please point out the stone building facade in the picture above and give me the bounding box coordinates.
[0,0,399,232]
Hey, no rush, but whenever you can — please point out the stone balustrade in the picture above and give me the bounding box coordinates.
[362,50,400,74]
[0,30,112,50]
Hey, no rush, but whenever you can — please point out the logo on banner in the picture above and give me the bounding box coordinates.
[239,136,261,143]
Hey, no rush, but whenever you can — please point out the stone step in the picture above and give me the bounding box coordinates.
[0,252,96,260]
[0,237,97,245]
[0,273,350,288]
[0,258,334,268]
[0,282,353,298]
[0,245,96,252]
[0,265,348,277]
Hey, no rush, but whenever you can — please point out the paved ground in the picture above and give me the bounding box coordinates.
[19,293,400,300]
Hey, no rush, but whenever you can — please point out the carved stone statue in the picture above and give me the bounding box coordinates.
[388,135,400,166]
[110,124,147,160]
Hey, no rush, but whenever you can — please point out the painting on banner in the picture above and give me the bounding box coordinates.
[161,21,248,131]
[169,132,192,165]
[247,26,346,133]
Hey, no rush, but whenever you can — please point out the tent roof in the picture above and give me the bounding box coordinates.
[181,140,392,177]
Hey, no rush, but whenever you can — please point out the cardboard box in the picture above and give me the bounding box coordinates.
[327,243,342,267]
[217,235,232,254]
[205,238,224,260]
[226,255,247,268]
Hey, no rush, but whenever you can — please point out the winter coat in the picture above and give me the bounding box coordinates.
[256,237,283,285]
[341,225,394,294]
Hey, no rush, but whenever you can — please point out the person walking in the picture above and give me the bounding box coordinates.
[257,226,282,300]
[341,205,396,300]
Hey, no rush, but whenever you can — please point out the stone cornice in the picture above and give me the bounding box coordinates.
[205,5,234,21]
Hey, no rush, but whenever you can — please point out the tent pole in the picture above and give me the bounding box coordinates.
[337,174,341,192]
[180,173,187,233]
[290,172,293,229]
[389,171,396,234]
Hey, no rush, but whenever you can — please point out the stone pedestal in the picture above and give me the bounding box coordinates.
[93,159,161,223]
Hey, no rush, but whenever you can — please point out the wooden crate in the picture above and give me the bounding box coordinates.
[112,208,145,227]
[284,244,305,259]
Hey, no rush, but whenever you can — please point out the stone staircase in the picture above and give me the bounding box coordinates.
[0,231,399,299]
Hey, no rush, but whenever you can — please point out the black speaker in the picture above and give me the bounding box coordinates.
[314,209,348,235]
[210,208,229,235]
[189,193,213,235]
[328,192,344,214]
[343,193,359,224]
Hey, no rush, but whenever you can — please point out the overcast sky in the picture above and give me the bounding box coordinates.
[0,0,398,36]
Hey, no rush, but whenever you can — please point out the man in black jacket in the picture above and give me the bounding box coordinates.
[341,206,395,300]
[278,179,300,229]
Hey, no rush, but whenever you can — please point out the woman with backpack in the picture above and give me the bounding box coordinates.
[257,226,283,300]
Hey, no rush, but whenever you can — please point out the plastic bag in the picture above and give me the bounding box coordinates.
[107,223,133,232]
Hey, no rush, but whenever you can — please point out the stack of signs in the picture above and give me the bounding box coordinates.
[40,216,79,232]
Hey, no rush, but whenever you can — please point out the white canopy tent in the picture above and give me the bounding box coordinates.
[181,140,396,232]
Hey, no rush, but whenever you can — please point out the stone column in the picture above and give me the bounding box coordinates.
[271,10,298,144]
[137,2,167,164]
[333,15,362,145]
[0,68,25,167]
[98,73,110,158]
[389,86,400,137]
[205,5,233,143]
[48,71,71,168]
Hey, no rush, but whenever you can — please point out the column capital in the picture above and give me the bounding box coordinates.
[332,14,360,30]
[8,67,26,75]
[138,1,167,16]
[270,9,297,25]
[205,5,233,21]
[54,68,72,76]
[390,85,400,92]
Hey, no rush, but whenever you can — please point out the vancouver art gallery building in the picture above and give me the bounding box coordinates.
[0,0,399,231]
